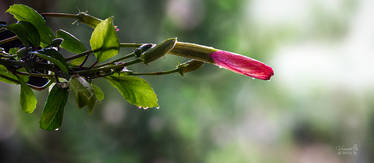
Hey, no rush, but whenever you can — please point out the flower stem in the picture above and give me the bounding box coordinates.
[88,60,98,69]
[66,47,119,62]
[76,59,142,76]
[65,49,95,61]
[0,27,7,33]
[97,52,136,67]
[79,53,90,67]
[0,52,17,58]
[15,71,55,78]
[127,69,180,76]
[119,43,144,48]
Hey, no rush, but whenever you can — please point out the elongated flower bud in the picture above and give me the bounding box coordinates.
[177,59,204,76]
[169,42,274,80]
[141,38,177,64]
[77,12,102,28]
[210,51,273,80]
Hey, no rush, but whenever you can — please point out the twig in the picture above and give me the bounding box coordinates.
[127,69,180,76]
[76,59,142,76]
[65,49,94,61]
[0,36,18,45]
[15,71,55,78]
[97,52,136,67]
[41,12,78,19]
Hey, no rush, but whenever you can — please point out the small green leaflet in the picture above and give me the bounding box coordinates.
[17,76,37,113]
[7,21,40,47]
[77,12,102,28]
[6,4,54,46]
[56,29,87,65]
[90,17,119,62]
[92,83,104,101]
[40,84,69,131]
[0,65,20,84]
[56,29,86,53]
[8,48,19,55]
[106,74,158,108]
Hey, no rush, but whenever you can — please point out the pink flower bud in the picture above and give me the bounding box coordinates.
[210,51,274,80]
[169,42,274,80]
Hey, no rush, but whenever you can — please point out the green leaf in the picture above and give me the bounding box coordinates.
[17,76,37,113]
[106,75,158,108]
[6,4,54,45]
[40,84,69,131]
[9,48,19,55]
[32,48,69,74]
[56,29,87,65]
[7,21,40,46]
[92,83,104,101]
[0,65,19,84]
[55,30,86,52]
[90,17,119,62]
[20,82,37,113]
[70,76,97,111]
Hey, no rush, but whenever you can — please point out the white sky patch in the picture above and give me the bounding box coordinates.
[273,43,343,93]
[343,0,374,53]
[248,0,311,26]
[248,0,345,27]
[272,0,374,92]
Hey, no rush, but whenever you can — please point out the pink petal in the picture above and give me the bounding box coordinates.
[210,50,274,80]
[114,26,119,32]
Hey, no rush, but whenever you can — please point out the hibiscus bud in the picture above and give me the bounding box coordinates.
[177,59,204,76]
[141,38,177,64]
[169,42,274,80]
[210,50,274,80]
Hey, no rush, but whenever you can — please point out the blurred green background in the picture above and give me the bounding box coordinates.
[0,0,372,162]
